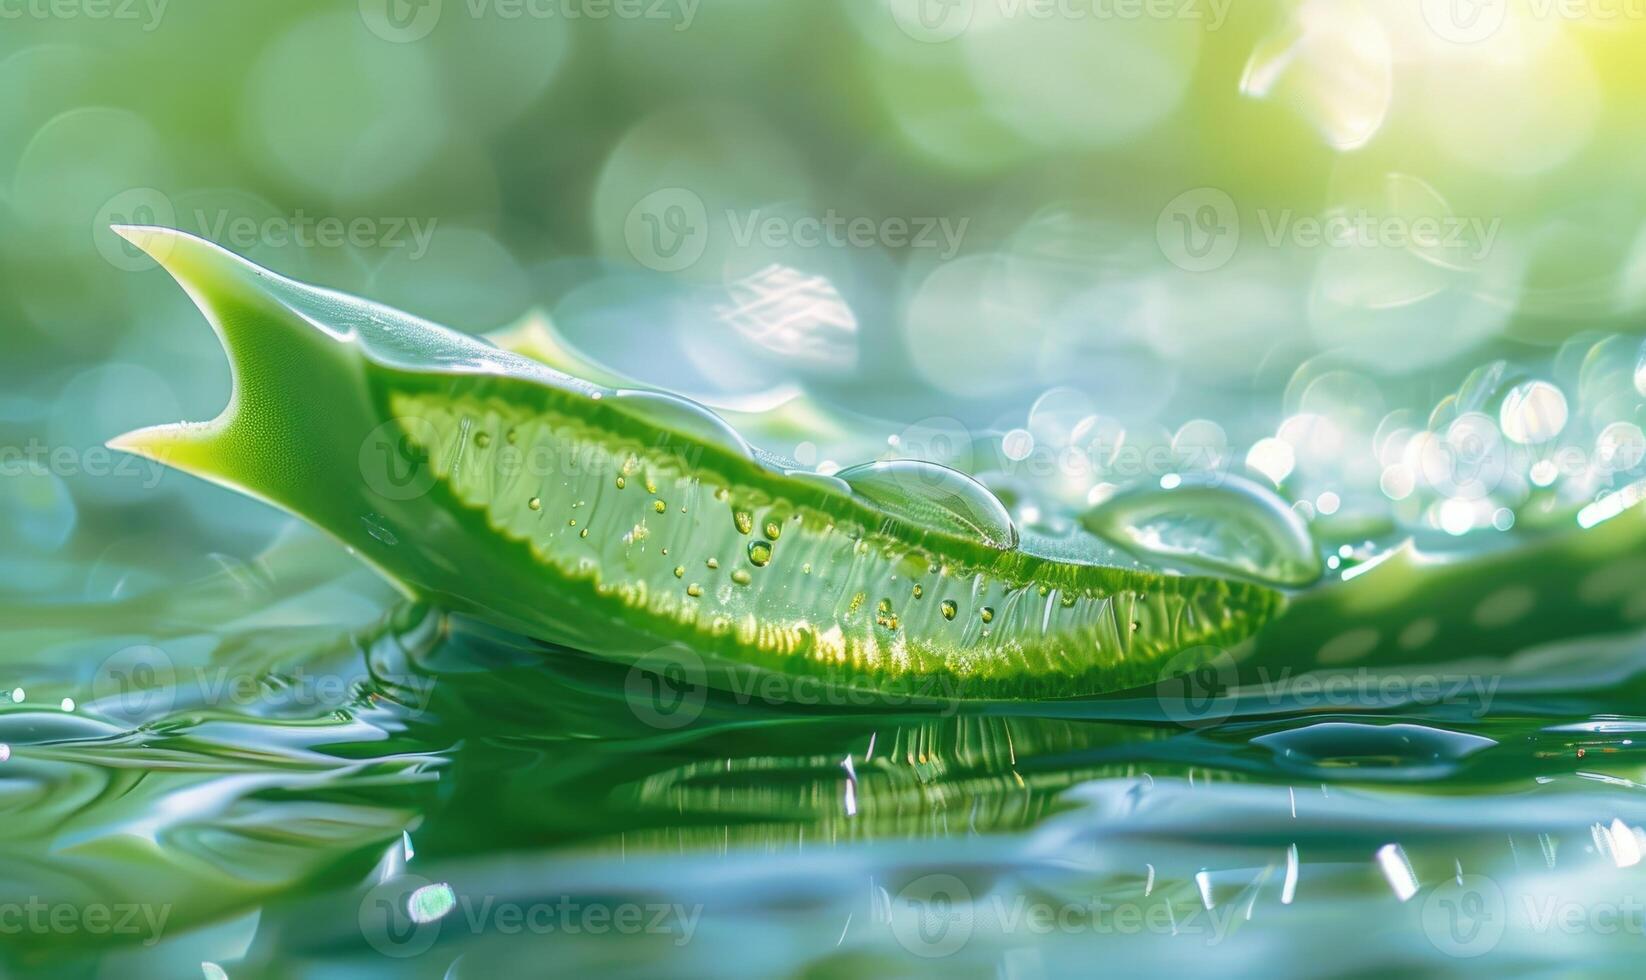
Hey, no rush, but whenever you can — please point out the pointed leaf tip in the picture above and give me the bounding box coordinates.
[110,223,178,261]
[105,425,166,460]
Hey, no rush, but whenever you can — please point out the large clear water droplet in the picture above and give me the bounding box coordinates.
[1080,473,1320,586]
[1252,722,1495,777]
[613,389,755,460]
[838,460,1018,550]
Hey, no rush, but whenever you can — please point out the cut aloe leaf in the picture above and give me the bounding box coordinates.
[107,227,1282,699]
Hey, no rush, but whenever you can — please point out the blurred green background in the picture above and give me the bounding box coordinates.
[12,4,1646,976]
[6,0,1646,583]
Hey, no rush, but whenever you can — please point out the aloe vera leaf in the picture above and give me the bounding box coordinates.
[107,227,1282,700]
[1248,504,1646,674]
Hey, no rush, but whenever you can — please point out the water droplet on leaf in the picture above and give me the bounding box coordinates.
[838,460,1018,550]
[613,389,755,459]
[1081,474,1321,587]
